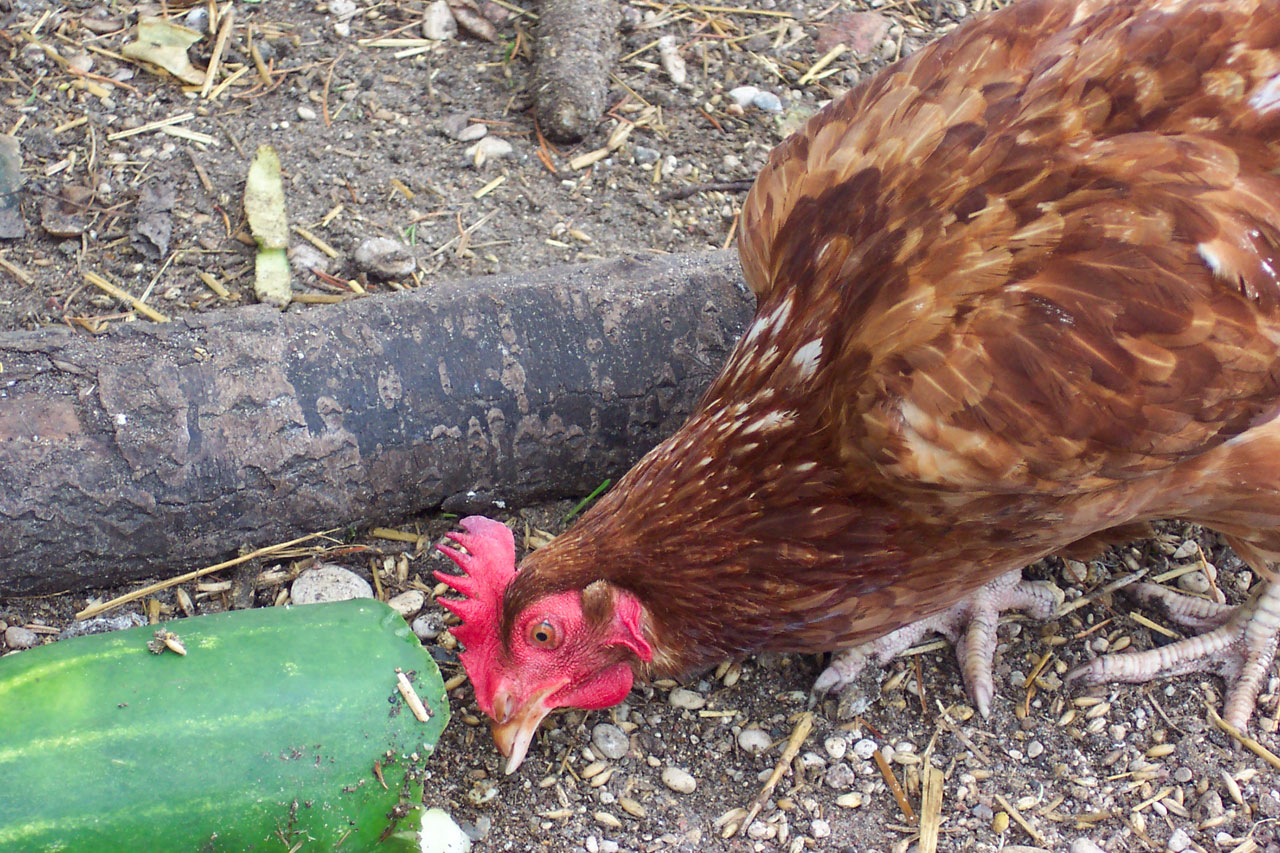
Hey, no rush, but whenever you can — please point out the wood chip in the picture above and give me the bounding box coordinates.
[395,667,433,722]
[917,765,944,853]
[84,271,169,323]
[1208,707,1280,770]
[728,711,812,837]
[994,793,1045,846]
[874,748,916,824]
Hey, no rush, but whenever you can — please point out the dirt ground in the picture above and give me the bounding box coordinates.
[3,0,1280,851]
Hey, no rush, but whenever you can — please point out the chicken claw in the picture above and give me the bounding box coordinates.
[814,571,1064,716]
[1068,581,1280,731]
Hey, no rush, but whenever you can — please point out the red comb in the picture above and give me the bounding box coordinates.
[434,516,517,652]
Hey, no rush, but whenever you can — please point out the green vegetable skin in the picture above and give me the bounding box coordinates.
[0,600,449,852]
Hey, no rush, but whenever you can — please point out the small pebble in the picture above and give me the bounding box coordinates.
[657,35,686,85]
[412,612,447,641]
[4,625,37,649]
[1070,840,1105,853]
[465,136,514,168]
[810,818,831,839]
[423,0,457,39]
[661,766,696,794]
[297,105,317,121]
[1177,570,1212,594]
[633,145,660,165]
[288,242,330,274]
[1173,766,1193,784]
[737,728,771,755]
[1166,827,1192,853]
[836,792,863,808]
[456,123,488,142]
[668,687,706,710]
[418,808,472,853]
[824,763,857,790]
[388,589,425,618]
[354,236,416,279]
[824,736,847,761]
[592,723,630,760]
[852,738,877,760]
[728,86,760,107]
[752,90,784,112]
[1026,740,1044,759]
[798,751,826,769]
[291,564,373,604]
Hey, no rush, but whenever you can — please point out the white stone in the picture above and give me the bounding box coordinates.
[657,35,686,85]
[290,564,373,604]
[661,766,696,794]
[418,808,472,853]
[388,589,426,618]
[668,687,706,710]
[737,728,772,755]
[423,0,457,39]
[1069,840,1105,853]
[728,86,760,107]
[1166,828,1192,853]
[465,136,513,168]
[824,736,847,761]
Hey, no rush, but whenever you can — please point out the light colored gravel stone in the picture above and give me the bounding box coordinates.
[388,589,425,618]
[290,564,372,604]
[661,766,696,794]
[4,625,37,649]
[668,687,706,710]
[737,728,772,755]
[592,723,629,760]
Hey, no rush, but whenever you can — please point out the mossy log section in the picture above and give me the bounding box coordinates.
[0,251,752,595]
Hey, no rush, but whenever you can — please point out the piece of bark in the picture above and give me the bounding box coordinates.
[534,0,620,143]
[0,251,752,595]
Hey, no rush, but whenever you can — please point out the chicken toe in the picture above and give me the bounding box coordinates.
[1068,581,1280,730]
[814,571,1064,716]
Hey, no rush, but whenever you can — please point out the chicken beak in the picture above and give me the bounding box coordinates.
[490,683,561,774]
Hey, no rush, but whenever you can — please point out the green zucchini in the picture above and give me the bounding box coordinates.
[0,599,450,851]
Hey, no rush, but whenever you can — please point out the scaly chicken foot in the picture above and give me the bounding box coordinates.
[1068,581,1280,730]
[813,570,1064,717]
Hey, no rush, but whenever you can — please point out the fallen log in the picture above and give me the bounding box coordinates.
[0,251,753,595]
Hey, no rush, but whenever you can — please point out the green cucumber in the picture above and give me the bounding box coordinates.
[0,599,450,851]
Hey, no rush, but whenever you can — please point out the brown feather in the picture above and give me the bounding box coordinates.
[508,0,1280,678]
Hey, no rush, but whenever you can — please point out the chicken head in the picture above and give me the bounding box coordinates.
[435,516,653,773]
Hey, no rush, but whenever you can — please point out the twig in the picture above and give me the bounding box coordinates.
[993,793,1046,846]
[1056,569,1147,617]
[83,271,169,323]
[1207,706,1280,770]
[917,765,944,853]
[74,530,338,619]
[730,711,812,837]
[659,179,754,201]
[875,748,916,824]
[200,5,235,99]
[395,668,433,721]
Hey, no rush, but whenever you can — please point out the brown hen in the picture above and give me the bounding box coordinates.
[437,0,1280,772]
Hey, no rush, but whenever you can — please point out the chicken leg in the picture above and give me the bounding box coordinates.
[1068,580,1280,730]
[813,570,1064,716]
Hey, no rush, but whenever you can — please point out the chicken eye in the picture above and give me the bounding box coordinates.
[527,619,561,649]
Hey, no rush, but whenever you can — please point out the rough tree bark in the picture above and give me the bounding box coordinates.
[0,251,753,596]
